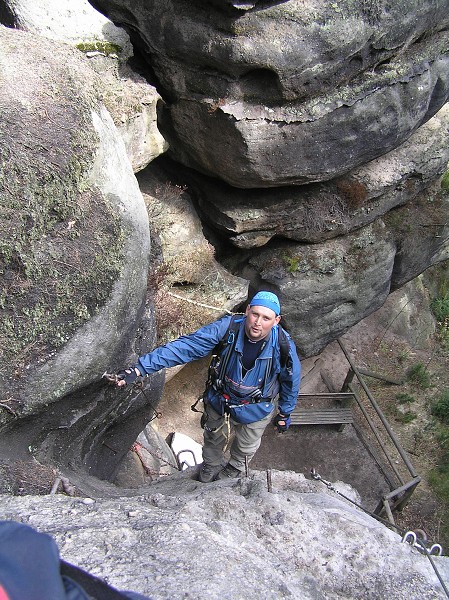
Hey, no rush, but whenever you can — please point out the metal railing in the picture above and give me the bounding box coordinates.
[337,339,421,523]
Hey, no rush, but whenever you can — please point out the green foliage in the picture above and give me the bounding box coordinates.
[441,171,449,191]
[428,427,449,547]
[76,41,122,56]
[431,293,449,349]
[394,411,417,424]
[389,398,417,423]
[396,349,410,364]
[396,392,415,404]
[283,254,301,273]
[432,293,449,323]
[406,362,431,388]
[432,390,449,425]
[428,392,449,547]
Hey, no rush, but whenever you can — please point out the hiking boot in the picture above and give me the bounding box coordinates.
[216,463,242,480]
[198,463,221,483]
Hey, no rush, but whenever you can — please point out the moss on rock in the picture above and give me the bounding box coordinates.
[0,27,124,377]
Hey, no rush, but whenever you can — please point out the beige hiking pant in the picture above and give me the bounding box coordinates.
[202,401,275,472]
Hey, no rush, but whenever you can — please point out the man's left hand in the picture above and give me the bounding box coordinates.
[274,413,291,433]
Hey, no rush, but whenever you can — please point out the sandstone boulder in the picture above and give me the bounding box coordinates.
[237,187,449,357]
[138,161,249,347]
[1,471,448,599]
[89,0,449,102]
[0,0,169,174]
[0,26,162,479]
[1,0,133,58]
[89,0,449,186]
[181,103,449,247]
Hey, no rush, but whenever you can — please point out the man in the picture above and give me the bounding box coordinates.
[112,291,301,483]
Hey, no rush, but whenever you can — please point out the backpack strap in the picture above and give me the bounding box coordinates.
[278,326,291,369]
[60,560,135,600]
[209,314,243,391]
[261,325,292,389]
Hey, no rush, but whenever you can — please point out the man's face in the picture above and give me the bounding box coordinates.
[245,304,281,341]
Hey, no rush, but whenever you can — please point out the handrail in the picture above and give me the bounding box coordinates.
[347,382,405,484]
[337,339,418,479]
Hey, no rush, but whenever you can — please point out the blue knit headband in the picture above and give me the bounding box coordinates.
[249,291,281,316]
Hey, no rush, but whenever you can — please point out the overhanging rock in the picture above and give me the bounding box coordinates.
[89,0,449,186]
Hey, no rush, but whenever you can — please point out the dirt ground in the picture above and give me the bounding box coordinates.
[152,293,449,550]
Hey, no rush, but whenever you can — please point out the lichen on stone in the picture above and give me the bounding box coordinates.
[0,27,125,378]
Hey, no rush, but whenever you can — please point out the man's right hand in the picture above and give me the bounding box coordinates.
[104,367,141,387]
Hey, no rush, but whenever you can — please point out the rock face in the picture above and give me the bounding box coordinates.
[1,0,133,57]
[236,186,449,357]
[138,162,248,347]
[1,0,168,174]
[87,56,168,174]
[0,0,449,489]
[0,25,163,480]
[192,105,449,248]
[89,0,449,187]
[0,6,448,596]
[1,471,448,599]
[87,0,449,358]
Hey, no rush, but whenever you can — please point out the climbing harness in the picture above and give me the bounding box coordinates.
[204,314,291,397]
[311,468,449,598]
[191,315,291,420]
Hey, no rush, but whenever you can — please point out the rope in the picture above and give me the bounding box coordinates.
[167,291,234,314]
[132,381,162,423]
[131,442,178,475]
[310,468,449,598]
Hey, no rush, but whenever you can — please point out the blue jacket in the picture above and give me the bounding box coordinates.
[137,315,301,424]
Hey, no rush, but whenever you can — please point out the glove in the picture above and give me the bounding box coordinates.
[274,413,291,433]
[115,366,141,385]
